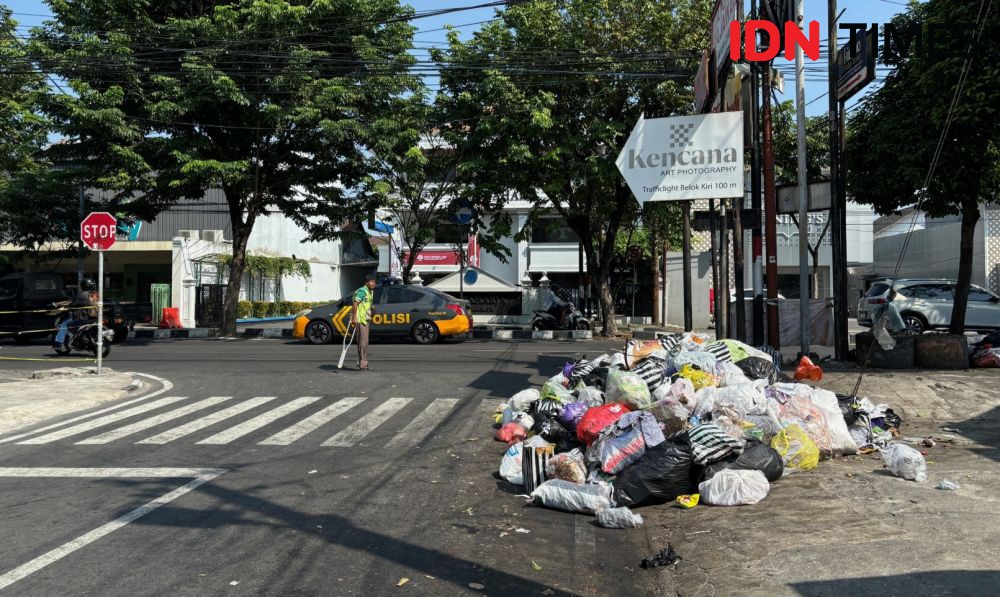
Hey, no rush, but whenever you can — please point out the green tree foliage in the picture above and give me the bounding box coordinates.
[433,0,712,335]
[847,0,1000,334]
[27,0,418,333]
[339,94,512,283]
[770,99,830,187]
[0,8,63,258]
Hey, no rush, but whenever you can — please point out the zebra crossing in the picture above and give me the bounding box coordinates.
[4,394,478,449]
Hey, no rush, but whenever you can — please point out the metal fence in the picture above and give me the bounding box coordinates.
[195,284,227,328]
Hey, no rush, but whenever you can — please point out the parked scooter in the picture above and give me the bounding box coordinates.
[52,309,113,357]
[531,290,591,331]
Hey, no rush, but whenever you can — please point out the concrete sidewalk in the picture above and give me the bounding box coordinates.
[0,368,155,436]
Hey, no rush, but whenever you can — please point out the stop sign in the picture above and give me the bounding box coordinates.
[80,212,118,251]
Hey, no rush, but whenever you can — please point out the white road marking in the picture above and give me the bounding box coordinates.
[384,398,459,449]
[75,397,232,444]
[321,397,412,447]
[0,467,225,591]
[197,397,320,444]
[137,396,276,444]
[258,397,366,445]
[0,372,174,444]
[16,396,188,445]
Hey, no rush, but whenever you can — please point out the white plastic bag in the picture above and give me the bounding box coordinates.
[715,361,751,387]
[880,443,927,482]
[510,389,540,412]
[596,507,644,529]
[674,350,718,373]
[499,442,524,485]
[512,412,535,432]
[576,387,605,407]
[715,379,769,416]
[698,469,770,506]
[806,388,859,455]
[530,479,613,514]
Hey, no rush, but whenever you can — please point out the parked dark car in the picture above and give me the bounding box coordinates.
[0,272,142,344]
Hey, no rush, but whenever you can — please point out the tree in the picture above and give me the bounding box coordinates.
[352,94,512,283]
[0,8,59,257]
[847,0,1000,334]
[434,0,711,336]
[29,0,418,334]
[770,99,829,187]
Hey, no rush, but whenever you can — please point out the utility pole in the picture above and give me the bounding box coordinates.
[750,0,764,347]
[709,199,721,340]
[682,201,693,331]
[720,203,731,339]
[829,0,849,361]
[733,196,746,341]
[795,0,810,358]
[78,184,85,286]
[762,1,780,350]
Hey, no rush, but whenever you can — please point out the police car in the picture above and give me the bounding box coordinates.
[292,284,473,345]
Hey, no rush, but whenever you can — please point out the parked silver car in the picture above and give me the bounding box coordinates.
[857,278,1000,335]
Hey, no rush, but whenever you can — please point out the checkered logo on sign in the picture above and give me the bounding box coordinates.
[668,122,696,148]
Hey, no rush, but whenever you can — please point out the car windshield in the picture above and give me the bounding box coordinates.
[866,283,891,298]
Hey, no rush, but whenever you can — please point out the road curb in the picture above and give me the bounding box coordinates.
[128,328,596,342]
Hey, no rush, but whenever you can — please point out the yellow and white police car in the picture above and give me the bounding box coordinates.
[293,284,472,345]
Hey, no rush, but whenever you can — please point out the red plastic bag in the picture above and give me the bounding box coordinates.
[495,423,527,445]
[794,356,823,382]
[576,403,631,445]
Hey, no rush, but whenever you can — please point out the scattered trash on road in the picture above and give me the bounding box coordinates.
[396,578,410,587]
[640,544,681,569]
[937,479,960,490]
[596,506,644,528]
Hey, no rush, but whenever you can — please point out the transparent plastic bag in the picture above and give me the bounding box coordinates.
[541,380,574,404]
[596,507,644,529]
[676,364,717,390]
[698,469,770,506]
[779,395,833,456]
[716,361,751,387]
[510,389,540,412]
[880,443,927,482]
[648,398,689,436]
[770,424,819,472]
[499,442,524,484]
[675,351,718,373]
[576,386,605,407]
[545,449,587,484]
[606,369,652,410]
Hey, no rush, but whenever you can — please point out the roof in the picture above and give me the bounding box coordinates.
[428,266,518,293]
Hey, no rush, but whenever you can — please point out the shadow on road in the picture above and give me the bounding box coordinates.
[948,405,1000,462]
[790,570,1000,596]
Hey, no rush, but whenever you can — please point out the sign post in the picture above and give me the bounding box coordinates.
[80,212,117,374]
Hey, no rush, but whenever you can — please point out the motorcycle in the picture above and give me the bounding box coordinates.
[52,310,113,358]
[531,299,591,331]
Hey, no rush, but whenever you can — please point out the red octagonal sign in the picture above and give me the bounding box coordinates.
[80,212,118,251]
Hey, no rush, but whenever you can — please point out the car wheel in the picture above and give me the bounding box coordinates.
[411,320,439,344]
[305,320,334,345]
[902,313,927,335]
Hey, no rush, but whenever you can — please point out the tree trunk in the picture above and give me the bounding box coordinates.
[596,274,617,337]
[221,211,256,336]
[949,203,981,335]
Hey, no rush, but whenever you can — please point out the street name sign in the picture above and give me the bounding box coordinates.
[616,112,745,203]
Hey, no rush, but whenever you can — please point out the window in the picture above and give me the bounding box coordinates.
[866,283,890,298]
[432,225,466,245]
[900,284,953,300]
[31,278,58,292]
[0,280,17,300]
[386,287,423,304]
[968,286,996,302]
[530,217,579,243]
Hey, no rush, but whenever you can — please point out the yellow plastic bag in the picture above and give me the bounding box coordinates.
[675,493,700,509]
[677,364,717,390]
[770,423,819,472]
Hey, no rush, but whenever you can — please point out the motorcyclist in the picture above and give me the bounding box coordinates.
[53,278,98,349]
[546,285,573,329]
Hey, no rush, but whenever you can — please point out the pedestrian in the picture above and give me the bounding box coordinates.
[351,274,377,371]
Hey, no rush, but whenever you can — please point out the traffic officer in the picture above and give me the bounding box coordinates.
[351,274,377,371]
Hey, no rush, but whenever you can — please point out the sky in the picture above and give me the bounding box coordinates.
[3,0,911,119]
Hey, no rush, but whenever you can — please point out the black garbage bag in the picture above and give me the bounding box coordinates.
[582,366,611,391]
[612,439,695,508]
[697,440,784,483]
[555,435,583,455]
[534,418,570,444]
[836,394,859,426]
[531,399,562,420]
[735,356,778,384]
[883,408,902,430]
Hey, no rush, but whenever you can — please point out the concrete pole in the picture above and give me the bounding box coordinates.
[795,0,811,358]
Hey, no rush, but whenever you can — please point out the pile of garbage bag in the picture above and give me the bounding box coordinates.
[493,333,915,526]
[971,332,1000,368]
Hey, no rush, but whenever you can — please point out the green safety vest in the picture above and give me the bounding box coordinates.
[353,286,373,325]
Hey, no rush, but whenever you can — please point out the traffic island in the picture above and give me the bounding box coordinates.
[0,367,150,436]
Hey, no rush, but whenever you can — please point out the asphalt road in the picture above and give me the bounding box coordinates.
[0,337,668,596]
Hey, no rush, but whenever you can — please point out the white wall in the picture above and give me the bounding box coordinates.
[666,250,713,329]
[874,218,987,285]
[846,202,876,264]
[246,212,341,263]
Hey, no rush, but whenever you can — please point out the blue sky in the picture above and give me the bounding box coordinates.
[3,0,910,117]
